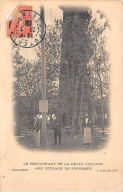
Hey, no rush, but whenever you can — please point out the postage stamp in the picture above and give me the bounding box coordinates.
[7,6,46,48]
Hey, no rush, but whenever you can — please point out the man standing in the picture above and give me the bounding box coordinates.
[53,118,62,145]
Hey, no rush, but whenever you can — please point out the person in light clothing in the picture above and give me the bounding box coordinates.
[84,120,92,144]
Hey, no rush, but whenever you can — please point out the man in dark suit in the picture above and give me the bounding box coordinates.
[53,118,62,145]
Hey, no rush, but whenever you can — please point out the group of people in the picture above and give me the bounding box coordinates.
[34,116,62,145]
[34,114,93,146]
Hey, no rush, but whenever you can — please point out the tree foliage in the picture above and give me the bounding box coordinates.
[13,19,62,118]
[13,13,110,128]
[87,16,110,101]
[36,19,62,99]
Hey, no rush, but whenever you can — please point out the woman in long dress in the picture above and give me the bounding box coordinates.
[84,120,92,144]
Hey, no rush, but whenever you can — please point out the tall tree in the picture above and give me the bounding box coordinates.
[87,13,110,127]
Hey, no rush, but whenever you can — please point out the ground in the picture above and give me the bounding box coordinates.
[14,126,110,151]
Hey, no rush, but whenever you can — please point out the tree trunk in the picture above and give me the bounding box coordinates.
[72,76,78,130]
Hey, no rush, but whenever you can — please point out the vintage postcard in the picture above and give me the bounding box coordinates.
[0,0,123,192]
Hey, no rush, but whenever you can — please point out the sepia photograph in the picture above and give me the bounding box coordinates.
[0,0,122,192]
[10,5,111,151]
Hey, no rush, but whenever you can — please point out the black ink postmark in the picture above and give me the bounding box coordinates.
[10,10,46,48]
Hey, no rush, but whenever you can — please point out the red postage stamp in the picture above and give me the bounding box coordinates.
[7,6,33,38]
[7,5,46,48]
